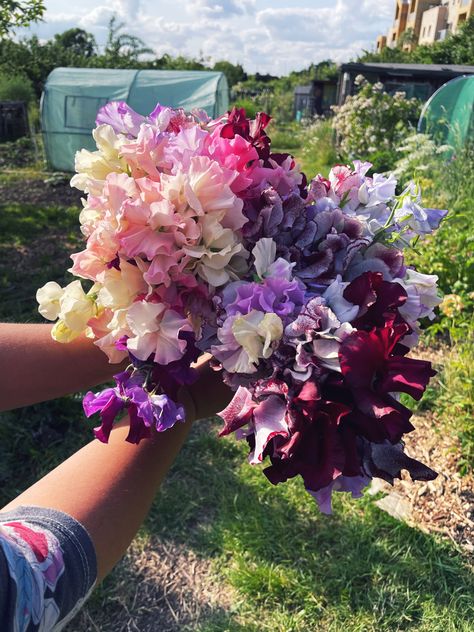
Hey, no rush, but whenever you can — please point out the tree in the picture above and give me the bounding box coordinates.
[103,16,153,66]
[212,61,247,88]
[54,28,96,58]
[0,0,44,38]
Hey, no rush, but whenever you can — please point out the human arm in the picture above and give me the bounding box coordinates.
[0,323,126,412]
[0,354,232,581]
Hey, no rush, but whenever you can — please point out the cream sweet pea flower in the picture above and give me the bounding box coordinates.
[183,215,247,287]
[96,260,148,310]
[232,310,283,365]
[36,281,64,321]
[58,280,97,333]
[70,125,128,195]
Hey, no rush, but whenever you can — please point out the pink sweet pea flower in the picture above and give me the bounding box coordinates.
[126,300,192,364]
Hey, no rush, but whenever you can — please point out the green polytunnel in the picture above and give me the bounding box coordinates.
[418,75,474,149]
[41,67,230,172]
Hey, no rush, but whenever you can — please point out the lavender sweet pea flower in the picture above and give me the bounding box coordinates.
[96,101,145,137]
[395,197,448,235]
[358,173,397,207]
[307,474,371,514]
[150,394,185,432]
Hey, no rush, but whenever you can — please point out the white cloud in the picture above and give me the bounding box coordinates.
[189,0,255,19]
[21,0,396,74]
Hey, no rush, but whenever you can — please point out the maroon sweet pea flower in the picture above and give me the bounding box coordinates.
[221,108,272,161]
[343,271,408,329]
[338,324,436,443]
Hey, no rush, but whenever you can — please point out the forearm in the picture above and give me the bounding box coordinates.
[0,323,123,412]
[0,356,232,581]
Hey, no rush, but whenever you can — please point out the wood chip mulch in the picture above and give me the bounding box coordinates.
[371,347,474,559]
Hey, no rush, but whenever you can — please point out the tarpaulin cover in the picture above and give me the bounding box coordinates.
[41,67,229,171]
[418,75,474,150]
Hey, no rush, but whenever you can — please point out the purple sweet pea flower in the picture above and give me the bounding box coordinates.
[222,276,305,321]
[83,387,125,443]
[84,368,186,444]
[96,101,145,137]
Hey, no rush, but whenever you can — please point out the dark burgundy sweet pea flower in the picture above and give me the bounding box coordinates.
[362,440,437,485]
[264,399,353,492]
[343,271,408,329]
[338,324,436,443]
[221,108,272,161]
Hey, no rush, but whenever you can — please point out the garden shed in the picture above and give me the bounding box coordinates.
[41,67,229,172]
[337,62,474,105]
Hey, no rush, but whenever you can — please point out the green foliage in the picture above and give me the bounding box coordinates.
[0,137,36,168]
[232,98,258,119]
[332,76,421,171]
[299,119,338,176]
[392,137,474,471]
[0,71,35,103]
[0,0,44,38]
[53,28,96,58]
[101,16,153,67]
[436,342,474,476]
[213,60,247,88]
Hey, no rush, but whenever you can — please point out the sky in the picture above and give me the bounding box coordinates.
[19,0,396,75]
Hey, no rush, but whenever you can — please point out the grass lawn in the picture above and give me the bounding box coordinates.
[1,169,473,632]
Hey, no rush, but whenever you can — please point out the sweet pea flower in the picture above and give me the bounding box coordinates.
[395,183,448,236]
[126,300,192,364]
[323,276,359,323]
[96,101,145,137]
[358,172,397,207]
[36,281,64,321]
[183,215,248,287]
[70,125,128,195]
[397,269,441,323]
[96,259,148,310]
[57,280,97,333]
[212,310,283,374]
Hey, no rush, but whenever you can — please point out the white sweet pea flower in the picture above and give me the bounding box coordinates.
[252,238,277,279]
[36,281,64,321]
[126,300,192,364]
[183,215,248,287]
[397,269,441,323]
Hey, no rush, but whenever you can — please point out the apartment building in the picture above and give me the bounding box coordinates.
[376,0,474,52]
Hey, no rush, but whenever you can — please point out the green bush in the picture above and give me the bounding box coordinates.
[332,76,421,169]
[0,72,35,104]
[232,98,258,119]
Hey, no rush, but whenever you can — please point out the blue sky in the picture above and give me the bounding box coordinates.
[20,0,395,75]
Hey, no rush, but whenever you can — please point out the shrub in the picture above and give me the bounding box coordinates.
[231,98,258,119]
[332,76,421,170]
[0,72,35,104]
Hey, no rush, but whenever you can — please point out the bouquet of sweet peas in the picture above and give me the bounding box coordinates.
[37,102,446,512]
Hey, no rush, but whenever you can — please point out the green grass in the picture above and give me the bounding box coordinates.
[88,419,474,631]
[1,164,473,630]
